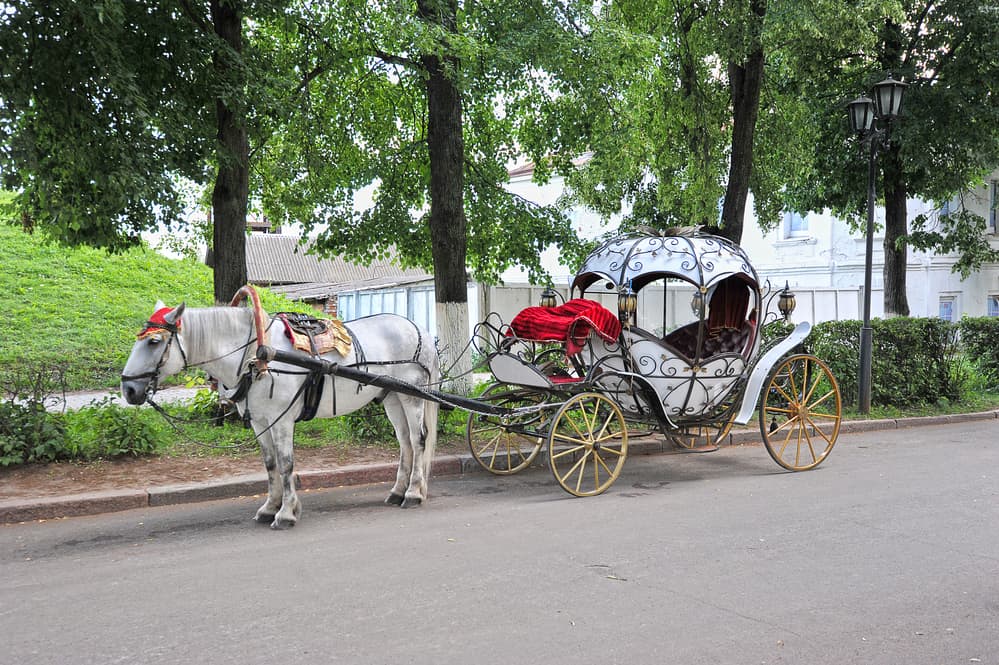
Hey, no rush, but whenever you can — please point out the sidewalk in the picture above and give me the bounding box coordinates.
[45,386,203,412]
[2,410,996,524]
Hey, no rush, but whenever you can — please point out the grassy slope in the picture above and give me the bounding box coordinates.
[0,219,302,390]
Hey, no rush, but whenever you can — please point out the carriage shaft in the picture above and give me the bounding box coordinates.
[256,345,525,417]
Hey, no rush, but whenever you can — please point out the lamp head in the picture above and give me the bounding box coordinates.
[539,287,558,308]
[873,74,907,120]
[778,281,796,321]
[848,96,875,134]
[618,284,637,326]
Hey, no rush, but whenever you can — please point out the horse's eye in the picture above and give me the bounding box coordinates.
[147,334,163,345]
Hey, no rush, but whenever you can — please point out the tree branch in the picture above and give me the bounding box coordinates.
[177,0,212,35]
[905,0,937,59]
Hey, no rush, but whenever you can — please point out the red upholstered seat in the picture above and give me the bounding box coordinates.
[509,299,622,355]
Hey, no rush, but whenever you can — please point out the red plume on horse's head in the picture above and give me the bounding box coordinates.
[138,302,186,339]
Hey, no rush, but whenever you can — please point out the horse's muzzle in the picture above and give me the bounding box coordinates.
[120,377,150,405]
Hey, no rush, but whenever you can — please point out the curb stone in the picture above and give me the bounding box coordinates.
[2,410,996,524]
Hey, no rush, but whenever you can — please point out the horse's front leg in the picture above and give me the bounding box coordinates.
[252,422,284,524]
[267,418,301,529]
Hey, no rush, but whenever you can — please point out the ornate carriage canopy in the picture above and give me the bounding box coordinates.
[571,230,760,294]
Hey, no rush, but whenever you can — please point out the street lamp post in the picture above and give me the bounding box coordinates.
[847,74,907,414]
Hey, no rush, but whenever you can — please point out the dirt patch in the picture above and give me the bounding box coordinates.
[0,439,466,501]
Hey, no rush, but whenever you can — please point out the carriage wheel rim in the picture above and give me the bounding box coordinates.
[465,384,544,475]
[760,354,841,471]
[548,393,628,496]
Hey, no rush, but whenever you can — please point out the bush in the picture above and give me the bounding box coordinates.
[0,363,166,465]
[0,364,68,465]
[957,317,999,389]
[808,317,959,408]
[0,400,67,465]
[64,398,166,459]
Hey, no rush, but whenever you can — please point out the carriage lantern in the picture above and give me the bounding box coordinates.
[617,284,637,326]
[539,287,559,308]
[690,289,705,318]
[778,281,796,321]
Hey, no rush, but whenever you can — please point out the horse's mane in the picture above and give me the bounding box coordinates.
[183,306,261,355]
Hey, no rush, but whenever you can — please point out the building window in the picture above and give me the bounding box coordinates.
[940,198,952,218]
[784,211,809,239]
[938,297,955,322]
[988,295,999,318]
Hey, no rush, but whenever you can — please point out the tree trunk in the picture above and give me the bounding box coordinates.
[882,144,910,316]
[878,17,908,316]
[418,0,471,393]
[718,0,766,245]
[210,0,249,305]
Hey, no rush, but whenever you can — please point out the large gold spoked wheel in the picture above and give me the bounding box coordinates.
[548,392,628,497]
[466,384,547,474]
[759,354,841,471]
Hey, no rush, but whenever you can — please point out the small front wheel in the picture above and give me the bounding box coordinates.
[466,384,546,474]
[548,393,628,497]
[668,413,735,452]
[759,354,841,471]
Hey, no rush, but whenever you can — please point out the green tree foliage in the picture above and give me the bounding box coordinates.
[0,1,214,250]
[0,0,272,303]
[252,0,586,286]
[513,0,889,244]
[787,0,999,314]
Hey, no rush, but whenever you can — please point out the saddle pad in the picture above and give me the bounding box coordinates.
[278,313,352,357]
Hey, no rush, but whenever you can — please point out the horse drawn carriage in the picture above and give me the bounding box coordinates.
[122,229,841,528]
[465,229,842,496]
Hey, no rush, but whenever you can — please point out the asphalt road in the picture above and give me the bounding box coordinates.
[2,420,997,665]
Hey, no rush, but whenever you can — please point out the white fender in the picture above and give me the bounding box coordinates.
[733,321,812,425]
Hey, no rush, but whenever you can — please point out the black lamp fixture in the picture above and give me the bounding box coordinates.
[777,281,796,322]
[690,287,706,318]
[848,75,907,134]
[848,73,907,414]
[618,284,637,325]
[539,286,559,308]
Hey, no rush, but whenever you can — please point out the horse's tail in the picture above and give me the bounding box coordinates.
[422,351,440,479]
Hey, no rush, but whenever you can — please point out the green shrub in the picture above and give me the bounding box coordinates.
[64,398,166,459]
[0,401,67,465]
[957,317,999,389]
[758,319,796,355]
[808,318,959,408]
[0,364,69,465]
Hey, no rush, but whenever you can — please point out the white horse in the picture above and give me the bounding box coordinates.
[120,301,439,529]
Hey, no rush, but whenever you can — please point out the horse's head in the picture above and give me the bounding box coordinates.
[120,301,187,405]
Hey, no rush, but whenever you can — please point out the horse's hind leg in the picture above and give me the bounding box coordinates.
[384,394,430,508]
[382,395,416,507]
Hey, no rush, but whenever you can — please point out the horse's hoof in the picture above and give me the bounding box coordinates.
[254,512,276,524]
[400,497,422,509]
[270,517,296,530]
[385,493,405,506]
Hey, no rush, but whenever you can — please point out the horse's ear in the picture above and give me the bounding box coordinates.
[154,300,166,311]
[164,302,186,324]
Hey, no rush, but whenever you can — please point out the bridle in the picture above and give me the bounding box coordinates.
[120,314,189,401]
